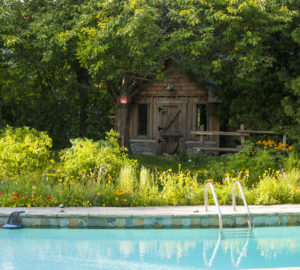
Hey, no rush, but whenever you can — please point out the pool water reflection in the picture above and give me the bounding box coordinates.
[0,227,300,269]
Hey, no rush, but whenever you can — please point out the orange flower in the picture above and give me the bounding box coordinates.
[292,185,298,189]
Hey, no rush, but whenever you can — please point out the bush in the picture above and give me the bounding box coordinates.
[0,126,52,175]
[255,176,294,205]
[60,130,136,182]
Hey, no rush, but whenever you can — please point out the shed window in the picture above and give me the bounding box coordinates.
[196,104,207,131]
[138,104,148,135]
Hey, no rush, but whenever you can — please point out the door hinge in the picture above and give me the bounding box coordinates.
[158,107,168,112]
[158,126,167,132]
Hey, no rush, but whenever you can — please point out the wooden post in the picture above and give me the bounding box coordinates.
[283,133,287,145]
[200,125,205,153]
[240,124,245,144]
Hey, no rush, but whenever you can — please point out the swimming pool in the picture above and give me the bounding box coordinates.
[1,227,300,269]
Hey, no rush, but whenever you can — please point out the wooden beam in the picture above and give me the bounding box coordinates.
[191,131,250,136]
[161,108,181,130]
[160,132,182,137]
[194,147,242,152]
[236,130,277,134]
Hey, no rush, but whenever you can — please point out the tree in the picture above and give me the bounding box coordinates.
[1,0,298,150]
[75,0,295,150]
[0,0,113,147]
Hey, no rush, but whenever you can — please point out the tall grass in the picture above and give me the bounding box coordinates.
[118,165,136,191]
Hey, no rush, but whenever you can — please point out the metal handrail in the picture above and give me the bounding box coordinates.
[232,181,252,228]
[203,230,221,267]
[230,238,249,267]
[205,182,223,230]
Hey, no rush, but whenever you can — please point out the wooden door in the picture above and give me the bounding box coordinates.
[158,104,184,155]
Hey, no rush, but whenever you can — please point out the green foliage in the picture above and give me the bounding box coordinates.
[0,0,113,148]
[0,150,299,207]
[0,126,52,175]
[207,141,286,185]
[255,178,294,205]
[60,130,136,180]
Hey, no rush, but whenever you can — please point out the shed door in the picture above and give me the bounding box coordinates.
[158,104,183,155]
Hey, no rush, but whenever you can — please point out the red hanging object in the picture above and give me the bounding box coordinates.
[120,96,130,104]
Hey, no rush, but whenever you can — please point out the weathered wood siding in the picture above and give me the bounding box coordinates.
[129,73,220,155]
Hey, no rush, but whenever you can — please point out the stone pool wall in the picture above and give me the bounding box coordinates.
[1,205,300,229]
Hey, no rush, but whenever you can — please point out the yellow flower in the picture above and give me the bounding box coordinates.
[168,169,172,172]
[245,170,250,174]
[108,180,111,184]
[124,199,127,202]
[225,173,231,177]
[50,159,54,164]
[97,192,101,196]
[32,186,37,190]
[276,170,280,175]
[58,179,62,182]
[115,197,119,201]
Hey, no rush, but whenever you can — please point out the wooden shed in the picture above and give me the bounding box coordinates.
[129,72,220,155]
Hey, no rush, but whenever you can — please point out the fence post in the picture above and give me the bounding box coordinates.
[283,133,287,145]
[240,124,245,144]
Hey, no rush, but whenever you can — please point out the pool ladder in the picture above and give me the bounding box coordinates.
[205,181,254,239]
[203,181,253,268]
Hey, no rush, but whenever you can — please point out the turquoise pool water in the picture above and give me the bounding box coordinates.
[0,227,300,269]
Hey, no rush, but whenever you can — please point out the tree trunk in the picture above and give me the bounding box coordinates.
[114,101,132,153]
[77,68,89,137]
[0,103,2,128]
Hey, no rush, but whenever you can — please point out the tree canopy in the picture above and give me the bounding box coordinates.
[0,0,299,149]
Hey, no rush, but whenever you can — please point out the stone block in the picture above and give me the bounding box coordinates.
[134,218,144,228]
[78,218,88,228]
[116,218,126,228]
[106,218,116,227]
[59,218,69,228]
[190,217,201,228]
[30,218,41,228]
[50,218,59,227]
[236,216,247,227]
[172,217,182,228]
[181,218,191,228]
[144,218,155,228]
[288,216,297,226]
[69,218,78,228]
[40,218,50,227]
[125,218,135,228]
[279,215,288,226]
[223,216,236,227]
[253,216,264,227]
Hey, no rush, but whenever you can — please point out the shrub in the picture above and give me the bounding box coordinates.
[60,130,136,182]
[255,173,294,205]
[159,169,201,206]
[0,126,52,175]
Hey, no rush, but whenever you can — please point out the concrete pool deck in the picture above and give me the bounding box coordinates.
[1,205,300,228]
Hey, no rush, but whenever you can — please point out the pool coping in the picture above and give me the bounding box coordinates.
[1,205,300,228]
